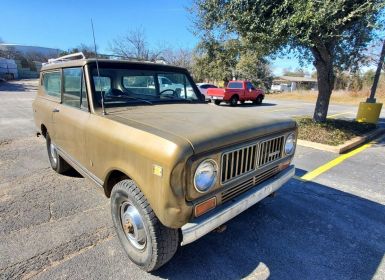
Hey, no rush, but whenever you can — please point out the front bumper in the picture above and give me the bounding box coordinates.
[210,96,224,100]
[180,165,295,245]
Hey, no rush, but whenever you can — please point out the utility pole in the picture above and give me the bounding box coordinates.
[367,39,385,103]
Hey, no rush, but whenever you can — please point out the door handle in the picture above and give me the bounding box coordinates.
[52,108,60,113]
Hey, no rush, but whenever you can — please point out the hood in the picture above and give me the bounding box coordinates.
[107,104,296,154]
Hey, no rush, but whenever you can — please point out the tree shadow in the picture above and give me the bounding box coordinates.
[154,170,385,280]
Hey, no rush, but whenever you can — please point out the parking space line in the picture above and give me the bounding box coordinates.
[301,142,372,181]
[327,112,353,119]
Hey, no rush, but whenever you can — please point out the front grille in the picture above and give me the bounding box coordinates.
[221,166,280,203]
[257,136,284,167]
[221,143,258,184]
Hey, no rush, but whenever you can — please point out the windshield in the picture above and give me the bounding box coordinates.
[91,68,200,107]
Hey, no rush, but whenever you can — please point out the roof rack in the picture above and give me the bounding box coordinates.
[45,52,86,65]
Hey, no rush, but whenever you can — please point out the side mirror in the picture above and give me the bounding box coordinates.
[249,88,252,92]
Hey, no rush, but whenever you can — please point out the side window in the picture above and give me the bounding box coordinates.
[63,67,88,110]
[43,71,61,98]
[246,82,252,90]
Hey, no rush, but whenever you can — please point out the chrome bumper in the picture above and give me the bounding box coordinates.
[210,96,223,100]
[180,165,295,246]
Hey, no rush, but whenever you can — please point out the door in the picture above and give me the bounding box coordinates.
[246,82,257,100]
[53,67,90,167]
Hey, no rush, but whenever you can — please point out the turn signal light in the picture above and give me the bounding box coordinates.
[194,197,217,217]
[278,160,290,171]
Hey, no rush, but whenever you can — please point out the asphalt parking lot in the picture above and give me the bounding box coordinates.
[0,80,384,280]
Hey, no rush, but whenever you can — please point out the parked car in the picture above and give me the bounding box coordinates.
[196,83,218,100]
[271,83,291,92]
[207,80,265,106]
[32,53,297,272]
[0,58,18,80]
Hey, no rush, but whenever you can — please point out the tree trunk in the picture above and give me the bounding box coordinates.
[311,46,334,122]
[368,39,385,102]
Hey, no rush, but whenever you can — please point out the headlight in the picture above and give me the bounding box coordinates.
[194,159,218,193]
[284,133,296,155]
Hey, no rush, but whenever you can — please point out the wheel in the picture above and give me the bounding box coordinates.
[229,95,238,106]
[254,96,263,105]
[111,180,179,272]
[46,132,71,174]
[214,100,221,105]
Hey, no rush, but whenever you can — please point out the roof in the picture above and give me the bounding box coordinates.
[275,76,317,82]
[41,58,188,72]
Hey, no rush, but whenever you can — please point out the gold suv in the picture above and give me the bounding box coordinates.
[32,53,297,271]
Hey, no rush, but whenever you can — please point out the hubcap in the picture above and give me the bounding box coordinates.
[120,201,147,250]
[49,143,57,164]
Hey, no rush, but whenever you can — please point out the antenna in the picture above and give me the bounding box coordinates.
[91,19,106,115]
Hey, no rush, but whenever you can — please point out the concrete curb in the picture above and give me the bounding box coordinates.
[297,127,385,154]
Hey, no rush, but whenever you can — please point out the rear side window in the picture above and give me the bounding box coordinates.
[63,68,88,110]
[43,71,61,98]
[228,82,243,89]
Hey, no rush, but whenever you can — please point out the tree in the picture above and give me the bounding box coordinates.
[60,44,97,58]
[193,0,384,122]
[236,52,273,90]
[191,38,240,83]
[283,68,306,77]
[162,47,193,70]
[110,28,163,61]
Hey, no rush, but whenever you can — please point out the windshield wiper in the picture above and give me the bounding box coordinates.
[109,95,153,105]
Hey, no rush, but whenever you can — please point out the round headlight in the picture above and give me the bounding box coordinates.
[284,133,296,155]
[194,159,218,193]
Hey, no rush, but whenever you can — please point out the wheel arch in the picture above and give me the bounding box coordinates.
[41,124,47,138]
[103,169,131,197]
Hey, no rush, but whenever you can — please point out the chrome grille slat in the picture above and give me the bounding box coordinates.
[221,166,280,203]
[221,135,285,184]
[221,143,258,184]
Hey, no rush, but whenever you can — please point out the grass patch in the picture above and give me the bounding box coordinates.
[296,117,377,146]
[267,90,385,105]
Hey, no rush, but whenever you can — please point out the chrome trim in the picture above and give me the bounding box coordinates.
[220,142,258,184]
[181,165,295,246]
[193,159,219,193]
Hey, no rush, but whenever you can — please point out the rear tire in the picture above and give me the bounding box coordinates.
[214,100,221,105]
[229,95,238,106]
[111,180,179,272]
[46,132,71,174]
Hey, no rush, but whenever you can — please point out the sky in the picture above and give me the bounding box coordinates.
[0,0,312,76]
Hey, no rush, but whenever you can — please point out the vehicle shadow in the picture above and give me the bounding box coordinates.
[154,170,385,280]
[0,80,38,92]
[217,102,277,108]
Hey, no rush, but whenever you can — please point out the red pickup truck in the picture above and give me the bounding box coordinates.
[207,80,265,106]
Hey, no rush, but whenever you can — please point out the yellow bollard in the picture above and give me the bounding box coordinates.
[356,102,383,124]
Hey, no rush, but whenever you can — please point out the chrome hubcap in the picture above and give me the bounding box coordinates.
[120,201,147,250]
[50,143,57,164]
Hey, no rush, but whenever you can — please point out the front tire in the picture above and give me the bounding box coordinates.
[111,180,179,272]
[214,100,221,105]
[46,132,71,174]
[254,96,263,105]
